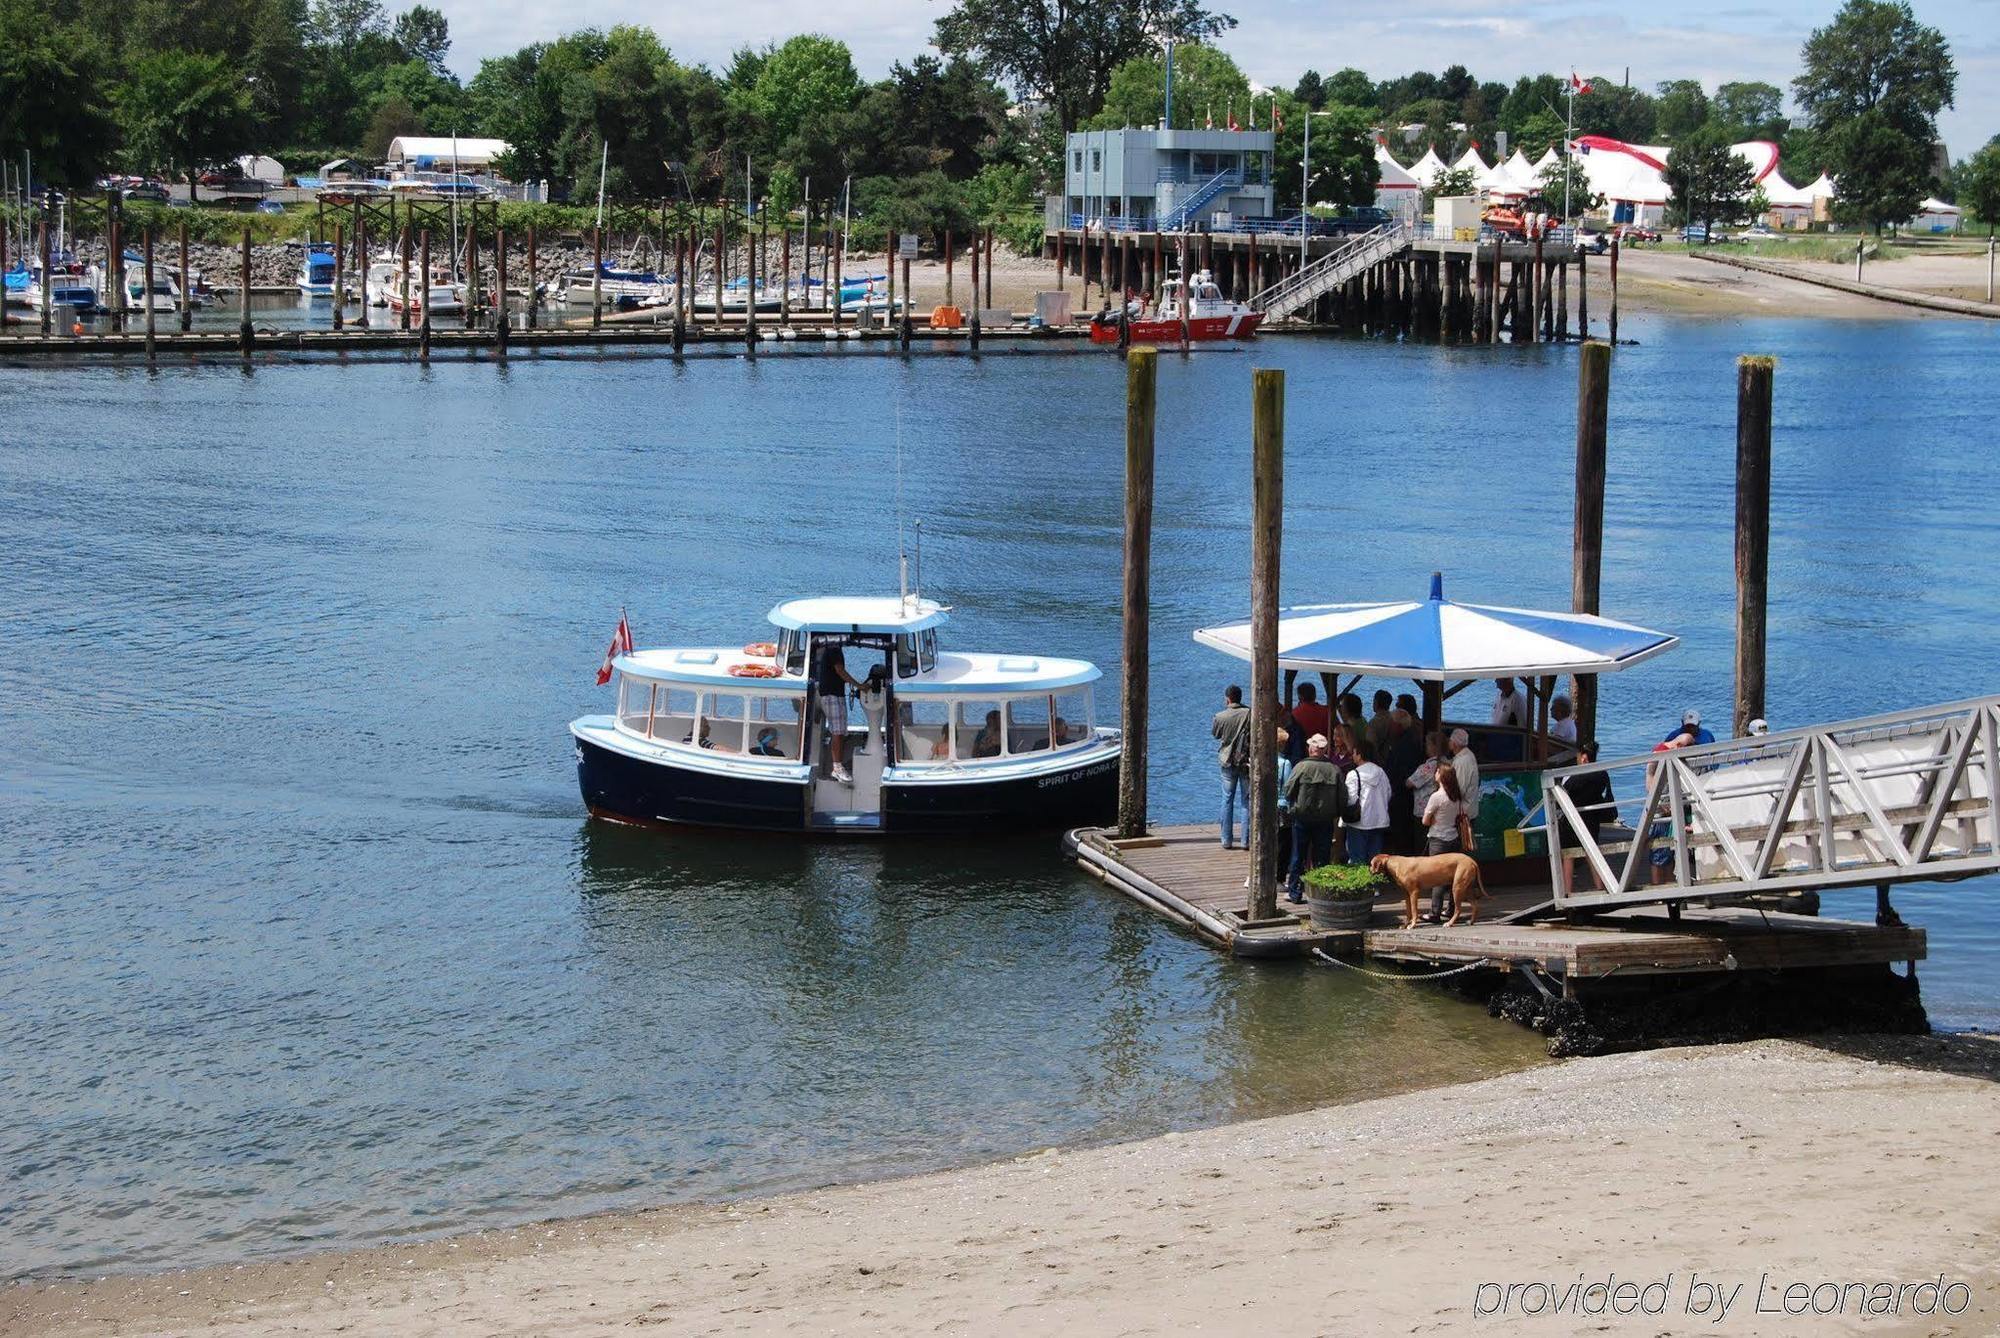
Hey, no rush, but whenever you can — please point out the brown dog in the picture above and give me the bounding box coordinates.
[1371,853,1489,928]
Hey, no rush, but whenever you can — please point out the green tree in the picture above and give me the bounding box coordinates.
[1498,74,1562,136]
[1292,69,1322,109]
[1664,125,1755,231]
[1321,67,1374,110]
[1712,81,1787,140]
[362,91,421,157]
[934,0,1235,132]
[1090,41,1245,129]
[0,0,119,186]
[1793,0,1955,231]
[1958,136,2000,233]
[1511,108,1566,157]
[1537,155,1599,218]
[391,3,448,74]
[1422,165,1477,211]
[1655,78,1710,139]
[1286,102,1377,210]
[748,35,859,153]
[115,49,254,197]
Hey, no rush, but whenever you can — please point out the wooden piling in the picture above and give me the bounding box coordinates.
[495,229,509,355]
[142,228,155,360]
[108,191,124,332]
[1571,340,1611,742]
[354,204,368,328]
[900,256,912,348]
[1577,249,1588,340]
[984,227,994,309]
[399,227,412,331]
[1557,255,1569,340]
[945,228,954,308]
[526,224,538,329]
[466,205,480,329]
[1248,368,1285,921]
[1055,231,1065,295]
[332,222,345,330]
[419,229,431,360]
[1734,356,1775,738]
[1119,346,1157,839]
[832,228,843,331]
[780,221,791,325]
[1609,239,1620,344]
[238,227,253,355]
[39,208,52,335]
[591,227,603,331]
[970,231,979,317]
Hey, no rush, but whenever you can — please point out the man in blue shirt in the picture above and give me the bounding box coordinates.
[1666,709,1715,746]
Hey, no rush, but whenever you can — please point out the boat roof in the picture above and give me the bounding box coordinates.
[767,595,948,634]
[615,649,1099,694]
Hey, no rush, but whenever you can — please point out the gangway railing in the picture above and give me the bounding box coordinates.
[1249,224,1407,319]
[1542,695,2000,911]
[1158,170,1242,232]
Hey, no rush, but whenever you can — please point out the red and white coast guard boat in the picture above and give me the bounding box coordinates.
[1088,270,1263,345]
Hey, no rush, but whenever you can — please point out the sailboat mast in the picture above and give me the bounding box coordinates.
[594,142,608,234]
[450,131,460,282]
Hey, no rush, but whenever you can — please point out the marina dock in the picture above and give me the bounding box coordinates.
[1068,823,1927,976]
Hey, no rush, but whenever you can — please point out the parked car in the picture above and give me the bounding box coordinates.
[1323,206,1393,235]
[1575,228,1611,255]
[1743,223,1777,239]
[1680,224,1710,244]
[1613,224,1660,244]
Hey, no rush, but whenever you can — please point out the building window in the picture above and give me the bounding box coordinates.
[1073,151,1082,172]
[1091,149,1101,172]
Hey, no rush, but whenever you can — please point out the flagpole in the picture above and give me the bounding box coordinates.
[1564,80,1575,223]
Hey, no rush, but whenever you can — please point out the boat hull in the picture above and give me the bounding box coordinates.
[575,732,1120,837]
[1088,312,1263,344]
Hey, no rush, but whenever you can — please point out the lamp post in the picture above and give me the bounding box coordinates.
[1300,110,1333,266]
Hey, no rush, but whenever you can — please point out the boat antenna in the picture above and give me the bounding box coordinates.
[594,140,608,234]
[894,393,909,608]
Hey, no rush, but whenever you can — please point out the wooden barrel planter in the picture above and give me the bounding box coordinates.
[1302,864,1385,931]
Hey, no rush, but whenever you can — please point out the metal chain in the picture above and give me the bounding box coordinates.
[1310,947,1494,981]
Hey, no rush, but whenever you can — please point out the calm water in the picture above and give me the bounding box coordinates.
[3,313,1996,1280]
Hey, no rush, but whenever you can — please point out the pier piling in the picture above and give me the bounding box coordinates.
[399,229,411,331]
[419,229,431,360]
[332,223,344,331]
[1571,341,1611,742]
[1248,368,1285,921]
[591,227,603,331]
[1734,356,1775,737]
[238,228,252,356]
[495,229,509,356]
[1119,347,1157,839]
[1609,239,1621,344]
[143,228,155,361]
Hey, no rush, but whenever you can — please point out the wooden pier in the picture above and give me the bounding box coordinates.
[1068,822,1927,977]
[1045,225,1604,344]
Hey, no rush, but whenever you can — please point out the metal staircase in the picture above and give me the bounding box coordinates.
[1249,225,1407,319]
[1158,170,1242,232]
[1541,695,2000,911]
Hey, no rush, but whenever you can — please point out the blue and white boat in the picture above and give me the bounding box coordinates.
[297,242,337,297]
[23,254,97,314]
[557,260,664,305]
[2,263,31,308]
[571,594,1121,835]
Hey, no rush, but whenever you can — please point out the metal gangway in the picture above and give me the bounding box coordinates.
[1541,695,2000,912]
[1249,224,1407,320]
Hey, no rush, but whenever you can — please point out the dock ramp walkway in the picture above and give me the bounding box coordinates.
[1250,225,1407,320]
[1542,695,2000,912]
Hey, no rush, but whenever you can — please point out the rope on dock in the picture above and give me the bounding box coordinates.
[1310,947,1496,981]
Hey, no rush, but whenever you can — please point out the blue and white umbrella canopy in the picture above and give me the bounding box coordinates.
[1192,574,1679,680]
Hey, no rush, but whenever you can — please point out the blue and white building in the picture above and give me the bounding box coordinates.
[1061,128,1276,232]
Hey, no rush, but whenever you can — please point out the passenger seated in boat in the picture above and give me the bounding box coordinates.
[683,719,715,749]
[973,710,1003,758]
[751,727,784,757]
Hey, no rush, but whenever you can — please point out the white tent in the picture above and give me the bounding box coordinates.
[1407,146,1448,188]
[384,136,511,172]
[1451,146,1490,176]
[234,154,285,184]
[1762,172,1812,207]
[1532,147,1560,174]
[1911,197,1962,232]
[1501,150,1540,190]
[1373,143,1422,224]
[1806,173,1837,200]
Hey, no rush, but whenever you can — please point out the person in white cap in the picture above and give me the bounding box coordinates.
[1748,718,1770,736]
[1666,709,1715,746]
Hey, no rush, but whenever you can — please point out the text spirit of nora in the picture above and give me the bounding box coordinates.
[1473,1272,1973,1322]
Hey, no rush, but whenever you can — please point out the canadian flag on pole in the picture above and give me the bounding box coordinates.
[1227,98,1238,131]
[1570,71,1593,95]
[595,609,633,685]
[1205,104,1214,129]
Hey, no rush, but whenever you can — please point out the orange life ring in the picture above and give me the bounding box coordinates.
[728,663,781,678]
[742,641,778,658]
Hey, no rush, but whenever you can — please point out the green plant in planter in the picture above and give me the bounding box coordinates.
[1301,863,1387,901]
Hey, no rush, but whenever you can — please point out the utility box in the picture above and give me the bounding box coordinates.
[1035,291,1072,326]
[1434,196,1480,237]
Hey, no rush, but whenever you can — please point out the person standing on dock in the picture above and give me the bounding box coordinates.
[1490,678,1528,761]
[1384,708,1424,854]
[1283,734,1342,903]
[1448,729,1482,828]
[1213,685,1252,849]
[1343,740,1392,865]
[1667,709,1715,746]
[1290,682,1329,742]
[1365,689,1395,754]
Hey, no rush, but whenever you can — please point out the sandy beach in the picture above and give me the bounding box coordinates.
[10,1035,1996,1336]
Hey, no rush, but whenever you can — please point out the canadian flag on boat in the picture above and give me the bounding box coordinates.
[1570,71,1593,95]
[595,610,633,685]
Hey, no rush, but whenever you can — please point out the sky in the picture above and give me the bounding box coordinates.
[432,0,1995,158]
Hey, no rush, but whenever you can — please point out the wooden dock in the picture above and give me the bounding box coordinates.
[1067,824,1927,983]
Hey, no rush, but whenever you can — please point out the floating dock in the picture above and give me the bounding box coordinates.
[1066,824,1927,983]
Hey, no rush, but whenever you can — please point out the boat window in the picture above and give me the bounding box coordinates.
[747,695,803,760]
[654,687,697,743]
[700,693,746,753]
[896,634,919,678]
[1005,695,1051,754]
[955,700,1004,761]
[779,628,806,676]
[896,698,950,765]
[920,630,937,672]
[618,677,656,735]
[1053,689,1092,746]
